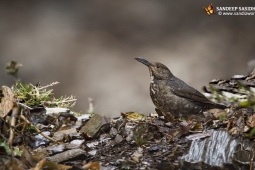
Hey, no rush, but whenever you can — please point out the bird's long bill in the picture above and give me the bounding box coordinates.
[135,57,151,66]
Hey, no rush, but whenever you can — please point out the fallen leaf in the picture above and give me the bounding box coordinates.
[82,161,100,170]
[30,158,46,170]
[247,114,255,127]
[0,86,15,118]
[121,112,145,121]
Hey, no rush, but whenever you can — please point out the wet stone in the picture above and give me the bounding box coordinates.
[33,131,51,148]
[149,145,162,152]
[180,129,254,170]
[80,114,110,138]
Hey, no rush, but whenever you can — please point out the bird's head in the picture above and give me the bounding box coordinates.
[135,57,173,80]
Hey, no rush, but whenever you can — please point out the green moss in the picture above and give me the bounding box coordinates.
[218,113,227,121]
[135,137,147,146]
[248,127,255,137]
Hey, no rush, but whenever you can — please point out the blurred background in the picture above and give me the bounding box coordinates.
[1,0,255,117]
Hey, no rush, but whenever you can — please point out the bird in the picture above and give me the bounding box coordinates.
[135,57,226,121]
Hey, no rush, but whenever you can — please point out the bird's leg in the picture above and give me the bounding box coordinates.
[155,108,164,117]
[155,108,175,122]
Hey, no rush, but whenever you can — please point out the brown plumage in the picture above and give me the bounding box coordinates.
[135,57,226,120]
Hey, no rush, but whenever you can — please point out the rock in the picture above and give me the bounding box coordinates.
[109,127,118,136]
[114,134,123,143]
[80,114,110,138]
[66,139,84,149]
[180,129,254,170]
[149,145,162,152]
[88,150,97,156]
[45,144,66,155]
[33,131,51,148]
[164,122,172,127]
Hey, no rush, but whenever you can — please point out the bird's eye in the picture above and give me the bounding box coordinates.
[157,66,160,68]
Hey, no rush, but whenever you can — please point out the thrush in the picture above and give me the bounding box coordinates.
[135,57,226,120]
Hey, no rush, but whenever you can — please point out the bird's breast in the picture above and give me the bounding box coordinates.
[150,82,164,109]
[150,83,158,95]
[150,75,154,83]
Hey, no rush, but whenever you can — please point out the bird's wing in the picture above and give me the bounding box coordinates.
[167,77,214,105]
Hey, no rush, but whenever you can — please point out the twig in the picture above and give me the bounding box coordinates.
[42,98,77,105]
[37,81,59,90]
[250,144,255,170]
[8,106,19,145]
[16,102,32,110]
[19,115,56,142]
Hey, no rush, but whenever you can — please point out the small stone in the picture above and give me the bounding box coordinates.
[33,131,51,148]
[110,127,118,136]
[159,116,165,120]
[45,144,66,155]
[149,145,162,152]
[126,132,134,142]
[66,139,84,149]
[231,75,246,80]
[165,122,172,127]
[115,134,123,143]
[86,141,99,148]
[149,113,158,117]
[153,119,164,126]
[88,150,97,156]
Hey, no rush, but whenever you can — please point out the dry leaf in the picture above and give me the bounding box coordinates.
[208,108,227,119]
[30,158,46,170]
[0,86,15,118]
[121,112,145,121]
[247,114,255,127]
[82,161,100,170]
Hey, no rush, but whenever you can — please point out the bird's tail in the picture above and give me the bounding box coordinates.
[213,103,227,110]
